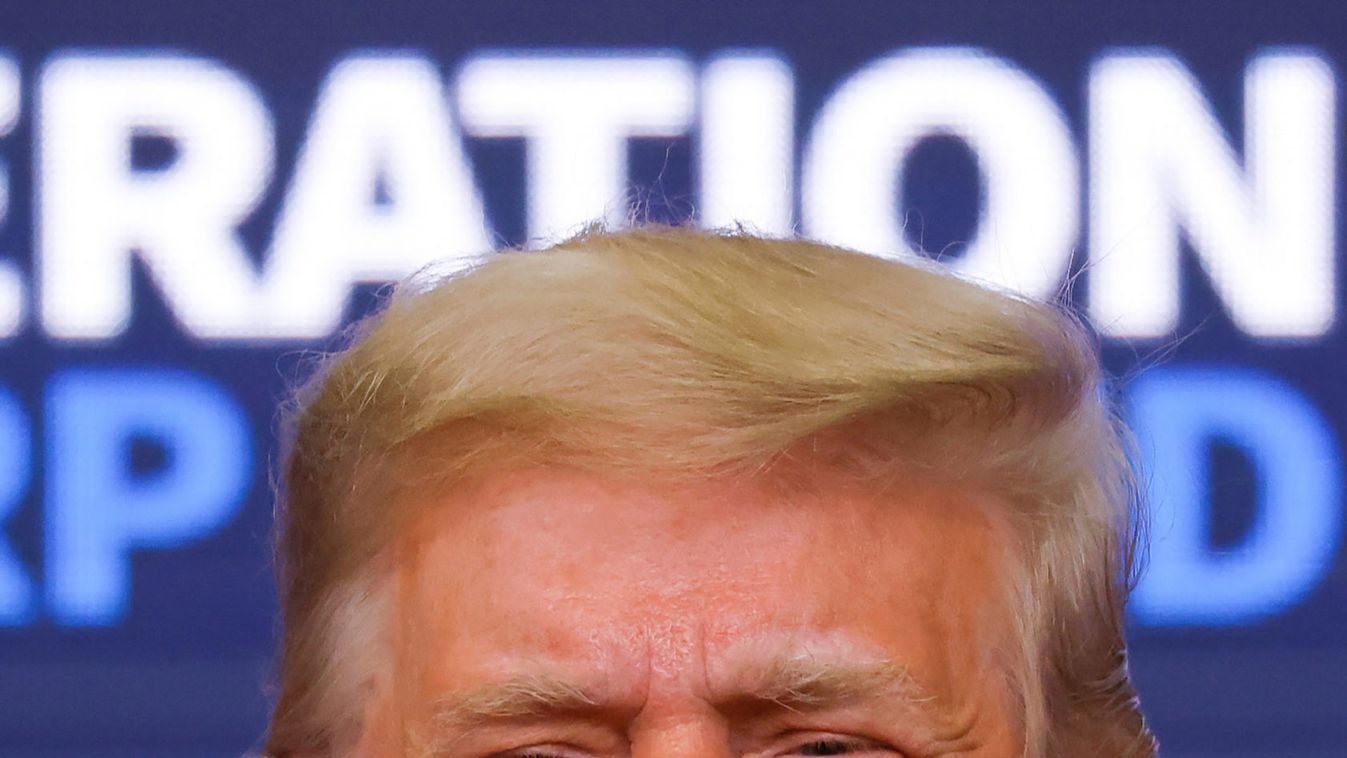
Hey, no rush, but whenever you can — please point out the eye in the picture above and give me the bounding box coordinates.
[798,739,862,755]
[493,746,588,758]
[788,736,892,756]
[495,748,579,758]
[484,743,589,758]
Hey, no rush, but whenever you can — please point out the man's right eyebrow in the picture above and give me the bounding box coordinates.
[431,673,605,728]
[418,674,612,757]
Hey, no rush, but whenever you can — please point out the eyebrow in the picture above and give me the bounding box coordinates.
[729,655,932,712]
[419,673,607,756]
[434,672,602,726]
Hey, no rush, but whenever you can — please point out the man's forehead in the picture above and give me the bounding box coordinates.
[397,465,1013,600]
[391,465,1018,693]
[397,464,1010,559]
[394,468,1003,634]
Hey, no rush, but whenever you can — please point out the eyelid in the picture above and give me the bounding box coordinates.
[492,747,589,758]
[487,736,901,758]
[775,732,902,757]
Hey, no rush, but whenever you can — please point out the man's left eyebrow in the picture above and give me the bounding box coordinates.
[719,655,935,713]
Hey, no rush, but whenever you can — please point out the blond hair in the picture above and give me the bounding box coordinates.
[265,226,1154,757]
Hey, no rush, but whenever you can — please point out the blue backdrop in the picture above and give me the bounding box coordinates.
[0,2,1344,755]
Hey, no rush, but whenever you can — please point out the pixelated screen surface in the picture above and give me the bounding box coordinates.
[0,2,1344,755]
